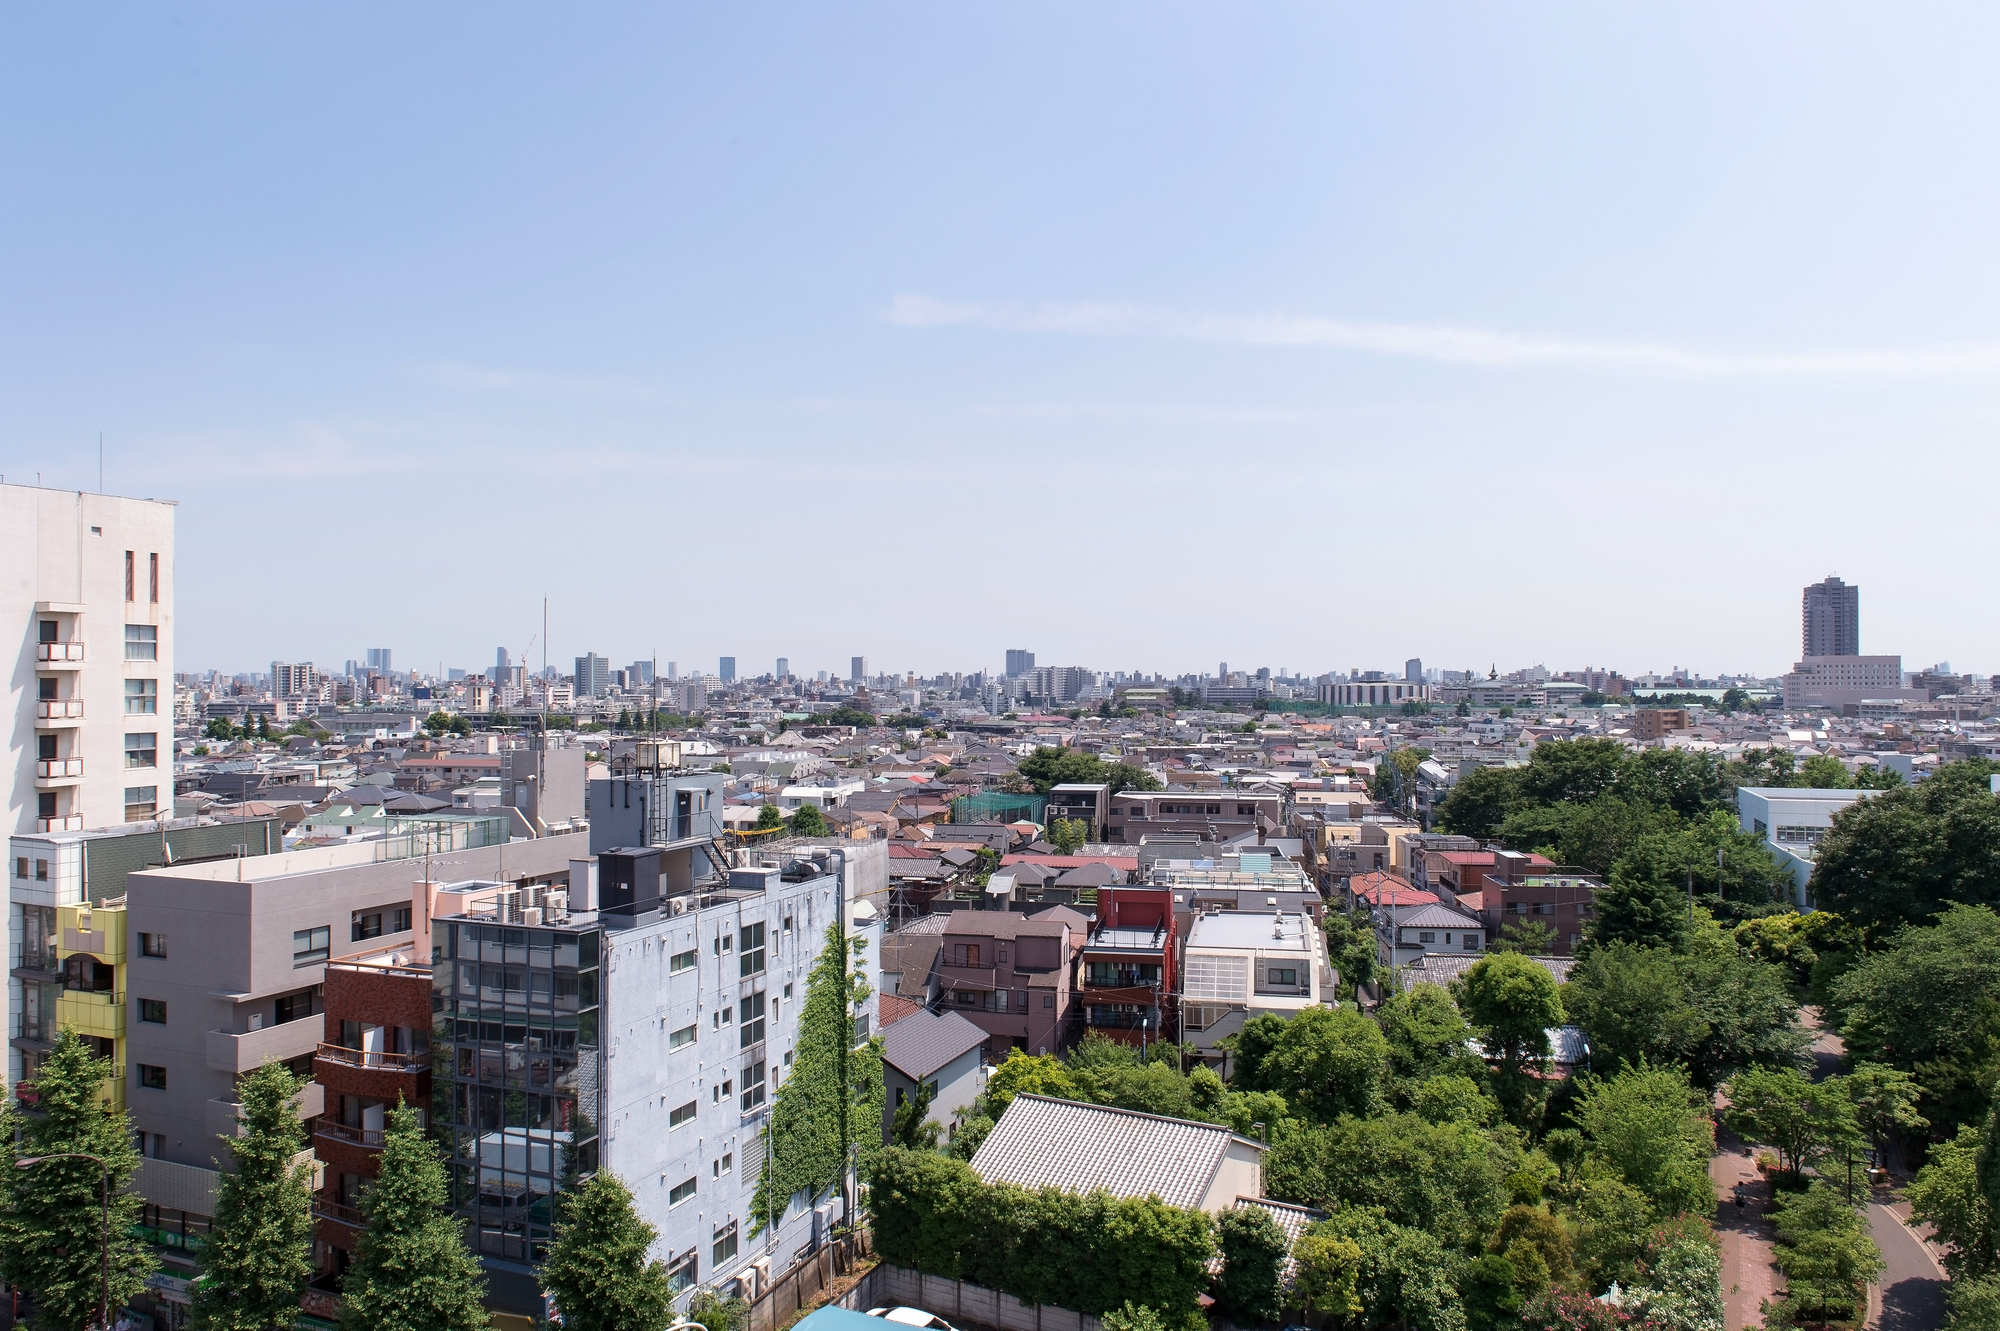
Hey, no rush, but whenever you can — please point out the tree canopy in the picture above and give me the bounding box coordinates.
[1810,760,2000,931]
[1018,746,1162,794]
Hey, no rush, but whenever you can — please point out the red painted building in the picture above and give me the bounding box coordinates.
[1078,886,1178,1046]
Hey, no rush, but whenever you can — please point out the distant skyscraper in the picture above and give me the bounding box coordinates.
[850,656,869,682]
[719,656,736,684]
[1406,658,1423,682]
[1802,576,1860,658]
[574,653,611,698]
[627,660,654,685]
[1218,661,1228,679]
[365,647,392,672]
[667,661,678,680]
[775,657,789,680]
[1004,649,1035,677]
[496,646,510,675]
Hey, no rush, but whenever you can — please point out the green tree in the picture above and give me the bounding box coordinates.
[191,1060,314,1331]
[1376,983,1483,1090]
[1255,1006,1389,1123]
[1845,1063,1927,1166]
[1321,906,1379,999]
[1454,952,1564,1122]
[754,803,784,831]
[1264,1113,1513,1252]
[1589,864,1693,952]
[1810,760,2000,930]
[978,1050,1083,1116]
[1569,1176,1655,1293]
[891,1081,942,1150]
[1290,1228,1365,1320]
[1493,920,1559,955]
[1413,1075,1499,1127]
[1309,1208,1467,1331]
[539,1171,674,1331]
[1798,754,1854,788]
[1767,1183,1884,1324]
[1723,1067,1859,1184]
[1833,903,2000,1135]
[1628,1227,1723,1331]
[750,924,882,1233]
[1461,1254,1525,1331]
[1049,818,1089,855]
[684,1288,749,1331]
[1947,1275,2000,1331]
[336,1104,489,1331]
[1571,1062,1716,1218]
[1212,1206,1287,1325]
[422,711,453,736]
[789,802,830,837]
[1435,766,1528,840]
[0,1030,155,1331]
[1907,1123,1991,1276]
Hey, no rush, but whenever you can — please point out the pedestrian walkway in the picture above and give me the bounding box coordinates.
[1711,1125,1781,1331]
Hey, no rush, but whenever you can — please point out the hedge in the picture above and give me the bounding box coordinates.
[866,1148,1217,1318]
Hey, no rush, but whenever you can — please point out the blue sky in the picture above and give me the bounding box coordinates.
[4,5,1997,680]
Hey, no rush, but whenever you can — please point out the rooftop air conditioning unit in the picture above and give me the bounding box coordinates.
[668,898,687,916]
[521,907,544,926]
[493,886,522,924]
[546,890,570,923]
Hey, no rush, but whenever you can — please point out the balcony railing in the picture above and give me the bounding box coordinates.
[312,1197,364,1227]
[37,641,85,663]
[36,759,83,779]
[36,699,84,720]
[316,1042,430,1072]
[36,815,83,833]
[313,1116,387,1150]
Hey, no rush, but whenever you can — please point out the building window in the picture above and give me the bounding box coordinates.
[742,1060,767,1111]
[149,552,159,603]
[1464,935,1481,950]
[352,912,383,942]
[669,1177,697,1207]
[712,1221,738,1266]
[1043,993,1053,1009]
[392,907,412,933]
[669,1101,697,1129]
[669,1023,697,1050]
[123,786,158,821]
[124,625,157,661]
[35,858,48,881]
[125,550,135,601]
[951,944,982,967]
[666,1250,697,1293]
[739,923,765,977]
[139,1064,167,1090]
[1237,804,1256,816]
[138,999,167,1024]
[292,926,330,967]
[1416,932,1435,945]
[718,1152,732,1175]
[124,733,157,769]
[123,679,157,714]
[739,993,765,1048]
[1267,967,1299,985]
[671,947,697,973]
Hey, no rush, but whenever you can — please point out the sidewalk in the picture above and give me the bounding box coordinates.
[1712,1126,1781,1331]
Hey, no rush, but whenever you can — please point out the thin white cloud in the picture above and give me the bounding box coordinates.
[885,294,2000,378]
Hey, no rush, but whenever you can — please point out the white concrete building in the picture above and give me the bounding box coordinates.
[1736,785,1872,905]
[1179,910,1332,1068]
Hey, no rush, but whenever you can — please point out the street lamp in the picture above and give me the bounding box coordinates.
[15,1152,111,1331]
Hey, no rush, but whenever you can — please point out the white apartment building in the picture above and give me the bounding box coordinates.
[4,483,177,837]
[1179,910,1332,1069]
[1780,656,1920,710]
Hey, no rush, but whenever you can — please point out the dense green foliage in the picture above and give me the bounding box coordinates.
[1810,760,2000,930]
[865,1148,1217,1318]
[1018,746,1162,794]
[1834,903,2000,1136]
[1212,1205,1288,1325]
[337,1105,489,1331]
[0,1030,155,1331]
[1322,906,1381,998]
[191,1060,315,1331]
[1766,1184,1884,1324]
[539,1171,676,1331]
[1436,740,1794,920]
[751,923,884,1233]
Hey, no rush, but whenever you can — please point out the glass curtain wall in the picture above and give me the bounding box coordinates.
[436,920,601,1264]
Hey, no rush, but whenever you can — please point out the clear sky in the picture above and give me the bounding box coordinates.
[4,5,1997,681]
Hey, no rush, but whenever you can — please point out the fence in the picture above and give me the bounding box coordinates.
[742,1245,1103,1331]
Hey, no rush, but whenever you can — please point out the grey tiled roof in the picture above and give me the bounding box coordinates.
[969,1094,1251,1211]
[1395,952,1575,992]
[1234,1197,1327,1280]
[879,1008,989,1081]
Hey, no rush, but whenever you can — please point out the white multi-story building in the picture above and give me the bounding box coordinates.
[3,482,177,837]
[1178,910,1332,1068]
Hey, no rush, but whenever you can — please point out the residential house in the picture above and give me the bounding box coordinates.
[970,1094,1264,1216]
[878,1008,988,1145]
[1180,910,1331,1071]
[1077,886,1177,1046]
[935,908,1085,1059]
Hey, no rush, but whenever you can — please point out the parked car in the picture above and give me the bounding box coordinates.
[868,1308,957,1331]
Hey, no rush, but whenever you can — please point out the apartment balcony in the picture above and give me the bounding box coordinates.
[36,815,83,833]
[205,1019,321,1074]
[35,699,84,727]
[315,1042,431,1074]
[36,642,85,668]
[35,758,84,786]
[313,1115,388,1152]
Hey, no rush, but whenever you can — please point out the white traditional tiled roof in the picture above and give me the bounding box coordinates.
[969,1094,1251,1211]
[1234,1197,1327,1280]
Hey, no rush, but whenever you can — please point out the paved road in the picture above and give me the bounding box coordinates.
[1870,1197,1947,1331]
